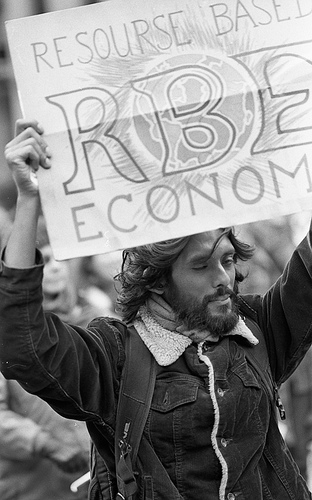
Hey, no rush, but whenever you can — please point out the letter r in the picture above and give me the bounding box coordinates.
[46,87,148,194]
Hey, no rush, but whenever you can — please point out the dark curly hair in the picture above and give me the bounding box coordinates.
[115,228,254,323]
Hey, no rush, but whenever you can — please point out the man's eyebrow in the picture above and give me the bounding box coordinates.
[187,245,235,266]
[187,251,213,266]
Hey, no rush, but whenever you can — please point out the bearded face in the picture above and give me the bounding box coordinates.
[167,282,239,339]
[163,230,240,340]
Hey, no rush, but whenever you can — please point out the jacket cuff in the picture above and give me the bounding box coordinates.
[0,248,44,288]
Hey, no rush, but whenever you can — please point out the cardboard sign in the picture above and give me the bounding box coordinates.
[6,0,312,259]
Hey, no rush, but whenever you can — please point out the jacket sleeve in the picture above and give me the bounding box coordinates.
[244,220,312,386]
[0,253,126,426]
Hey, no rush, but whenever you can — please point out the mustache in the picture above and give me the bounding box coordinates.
[202,286,236,305]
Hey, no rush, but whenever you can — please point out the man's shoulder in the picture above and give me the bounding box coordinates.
[88,315,127,329]
[87,316,130,369]
[238,293,262,321]
[87,315,130,343]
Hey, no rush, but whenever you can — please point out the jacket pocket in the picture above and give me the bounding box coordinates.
[232,360,262,389]
[230,360,269,437]
[151,378,199,412]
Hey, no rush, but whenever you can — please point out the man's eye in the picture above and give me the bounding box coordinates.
[193,265,207,270]
[224,260,233,266]
[223,255,236,266]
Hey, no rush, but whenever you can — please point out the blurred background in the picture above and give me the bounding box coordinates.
[0,0,108,212]
[0,0,312,491]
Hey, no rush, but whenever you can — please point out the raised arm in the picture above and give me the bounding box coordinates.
[3,119,51,268]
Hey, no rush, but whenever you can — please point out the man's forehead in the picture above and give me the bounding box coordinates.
[189,229,226,246]
[178,229,233,264]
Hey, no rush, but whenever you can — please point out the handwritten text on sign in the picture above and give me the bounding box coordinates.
[6,0,312,258]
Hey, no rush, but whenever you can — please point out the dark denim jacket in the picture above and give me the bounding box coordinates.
[1,223,312,499]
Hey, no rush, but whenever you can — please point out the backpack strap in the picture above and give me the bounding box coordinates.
[115,326,157,499]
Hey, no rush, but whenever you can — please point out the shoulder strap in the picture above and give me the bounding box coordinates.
[115,326,157,499]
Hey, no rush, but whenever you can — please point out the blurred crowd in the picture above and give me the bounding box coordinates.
[0,205,121,499]
[1,1,312,498]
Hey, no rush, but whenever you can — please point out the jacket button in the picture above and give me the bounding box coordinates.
[217,387,224,396]
[227,494,235,499]
[221,438,228,447]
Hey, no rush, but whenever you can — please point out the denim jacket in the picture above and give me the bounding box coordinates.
[1,223,312,500]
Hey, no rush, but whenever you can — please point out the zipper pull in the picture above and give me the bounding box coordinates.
[274,384,286,420]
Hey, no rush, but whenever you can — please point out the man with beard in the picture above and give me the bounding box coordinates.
[163,230,241,340]
[1,119,312,500]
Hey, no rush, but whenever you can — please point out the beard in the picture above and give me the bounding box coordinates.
[167,283,239,338]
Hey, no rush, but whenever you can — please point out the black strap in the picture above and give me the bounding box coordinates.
[115,326,157,499]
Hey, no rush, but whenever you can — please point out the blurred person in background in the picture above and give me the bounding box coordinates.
[36,215,117,325]
[0,372,90,500]
[0,210,116,500]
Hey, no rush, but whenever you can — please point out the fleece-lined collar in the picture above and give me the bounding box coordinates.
[134,298,258,366]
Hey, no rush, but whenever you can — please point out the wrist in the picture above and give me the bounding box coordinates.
[16,191,40,210]
[4,194,41,268]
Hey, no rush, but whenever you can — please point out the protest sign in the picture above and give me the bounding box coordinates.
[5,0,312,259]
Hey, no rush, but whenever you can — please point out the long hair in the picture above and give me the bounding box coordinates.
[115,228,254,323]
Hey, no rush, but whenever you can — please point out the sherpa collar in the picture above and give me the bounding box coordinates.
[133,295,258,366]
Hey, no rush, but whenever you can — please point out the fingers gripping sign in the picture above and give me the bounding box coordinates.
[2,119,53,269]
[5,119,52,195]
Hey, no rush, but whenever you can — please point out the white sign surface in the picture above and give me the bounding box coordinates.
[6,0,312,258]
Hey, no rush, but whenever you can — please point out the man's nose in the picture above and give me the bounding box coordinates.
[211,264,231,288]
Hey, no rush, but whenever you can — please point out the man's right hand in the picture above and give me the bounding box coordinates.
[3,118,52,269]
[4,118,51,197]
